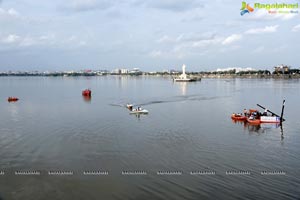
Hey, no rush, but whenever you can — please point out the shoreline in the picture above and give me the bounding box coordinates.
[1,74,300,79]
[200,74,300,79]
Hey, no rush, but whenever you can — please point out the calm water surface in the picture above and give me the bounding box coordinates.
[0,76,300,200]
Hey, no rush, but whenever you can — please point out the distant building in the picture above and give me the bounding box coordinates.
[112,69,121,74]
[129,68,142,75]
[169,69,179,74]
[216,67,255,73]
[120,69,129,74]
[274,64,290,74]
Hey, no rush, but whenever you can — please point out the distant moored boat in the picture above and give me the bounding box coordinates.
[233,100,285,125]
[8,97,19,102]
[82,89,91,97]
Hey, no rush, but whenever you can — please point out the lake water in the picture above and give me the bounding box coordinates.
[0,76,300,200]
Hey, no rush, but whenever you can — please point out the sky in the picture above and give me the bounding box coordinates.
[0,0,299,71]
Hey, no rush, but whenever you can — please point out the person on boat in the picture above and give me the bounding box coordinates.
[127,104,133,111]
[243,109,247,116]
[263,109,268,116]
[252,112,259,119]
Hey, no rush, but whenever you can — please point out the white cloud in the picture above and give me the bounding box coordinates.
[0,33,86,48]
[7,8,19,16]
[137,0,203,12]
[149,47,189,59]
[20,37,36,47]
[61,0,113,12]
[157,33,217,44]
[181,13,203,22]
[192,37,222,47]
[149,49,181,59]
[39,34,55,41]
[1,1,298,70]
[0,8,20,19]
[0,7,51,26]
[245,25,279,34]
[1,34,21,44]
[176,32,216,43]
[153,33,226,59]
[219,45,241,53]
[20,34,57,47]
[222,34,242,45]
[292,24,300,32]
[151,32,222,60]
[157,35,174,43]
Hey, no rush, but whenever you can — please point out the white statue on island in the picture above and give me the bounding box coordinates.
[179,64,187,80]
[173,64,200,82]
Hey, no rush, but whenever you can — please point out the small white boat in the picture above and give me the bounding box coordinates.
[130,108,149,114]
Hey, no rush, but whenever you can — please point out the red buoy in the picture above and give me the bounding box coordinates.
[82,89,91,97]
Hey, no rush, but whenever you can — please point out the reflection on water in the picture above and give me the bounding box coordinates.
[280,125,284,142]
[177,82,187,95]
[8,103,20,122]
[231,119,283,137]
[130,113,148,120]
[245,123,264,134]
[82,96,92,103]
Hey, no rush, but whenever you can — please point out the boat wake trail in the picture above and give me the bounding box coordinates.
[109,103,126,107]
[139,95,227,106]
[110,95,229,107]
[139,100,172,106]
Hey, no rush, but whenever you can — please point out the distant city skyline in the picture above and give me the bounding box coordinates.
[0,0,299,71]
